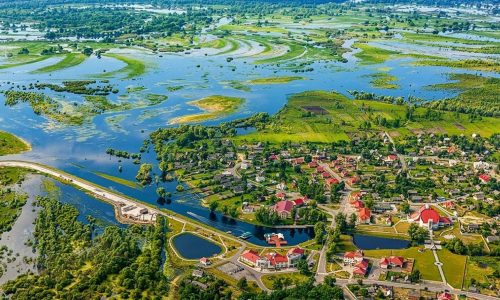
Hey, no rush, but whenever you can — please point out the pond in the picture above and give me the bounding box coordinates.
[352,234,410,250]
[172,233,222,259]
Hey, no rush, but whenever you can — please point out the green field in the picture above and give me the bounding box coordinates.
[354,43,400,64]
[0,131,30,155]
[437,249,467,289]
[32,53,86,73]
[236,89,500,144]
[261,272,309,289]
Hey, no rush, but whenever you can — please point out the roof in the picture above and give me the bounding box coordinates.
[479,174,490,182]
[274,200,294,213]
[437,292,452,300]
[358,208,371,220]
[353,266,367,275]
[344,250,363,259]
[380,257,389,266]
[288,247,305,256]
[326,178,339,185]
[265,253,288,266]
[387,154,398,161]
[351,199,364,209]
[355,259,369,269]
[293,198,304,206]
[241,250,261,264]
[418,205,440,224]
[388,256,404,266]
[439,216,452,224]
[199,257,209,263]
[322,172,330,178]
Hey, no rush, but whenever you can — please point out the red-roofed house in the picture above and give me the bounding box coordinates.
[265,252,288,269]
[274,200,295,218]
[358,208,371,224]
[293,157,305,165]
[437,292,452,300]
[199,257,211,266]
[379,256,405,269]
[308,161,318,168]
[349,176,360,185]
[351,199,364,209]
[479,174,491,184]
[353,259,369,276]
[343,250,364,265]
[350,191,362,201]
[410,204,452,230]
[276,192,286,200]
[325,178,339,187]
[316,166,325,173]
[240,250,261,267]
[322,172,331,179]
[293,198,305,207]
[441,201,455,209]
[386,154,398,162]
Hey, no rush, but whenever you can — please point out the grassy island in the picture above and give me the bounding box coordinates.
[0,131,31,155]
[170,95,244,124]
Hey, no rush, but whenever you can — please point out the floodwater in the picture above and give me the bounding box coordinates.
[0,33,495,246]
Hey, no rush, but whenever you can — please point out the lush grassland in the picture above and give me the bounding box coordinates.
[170,95,244,124]
[0,55,52,69]
[236,89,500,144]
[0,131,30,155]
[425,74,500,117]
[0,167,26,186]
[32,53,86,73]
[364,247,441,282]
[218,24,287,34]
[101,53,146,79]
[215,38,240,55]
[354,43,400,64]
[437,249,467,289]
[93,171,142,189]
[247,76,305,85]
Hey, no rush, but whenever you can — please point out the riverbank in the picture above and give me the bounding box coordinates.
[0,131,31,156]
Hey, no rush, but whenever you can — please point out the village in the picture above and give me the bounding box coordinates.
[170,131,499,296]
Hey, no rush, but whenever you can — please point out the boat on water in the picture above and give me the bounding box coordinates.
[238,232,252,239]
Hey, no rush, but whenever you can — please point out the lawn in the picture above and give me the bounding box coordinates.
[464,256,500,296]
[353,42,400,64]
[0,131,31,156]
[364,247,441,282]
[437,249,467,289]
[261,272,309,289]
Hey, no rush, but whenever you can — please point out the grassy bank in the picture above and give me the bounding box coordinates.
[101,53,146,79]
[170,95,244,124]
[93,171,142,189]
[32,53,86,73]
[0,131,31,156]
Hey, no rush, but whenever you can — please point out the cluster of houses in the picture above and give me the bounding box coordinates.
[272,198,307,219]
[239,247,305,270]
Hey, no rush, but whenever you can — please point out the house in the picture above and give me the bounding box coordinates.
[293,157,305,165]
[240,250,263,267]
[348,176,360,185]
[437,292,452,300]
[351,199,364,209]
[255,175,266,183]
[479,174,490,184]
[408,290,420,300]
[325,178,339,187]
[410,204,452,230]
[316,166,325,173]
[379,256,404,269]
[265,252,288,269]
[358,208,371,224]
[276,192,286,200]
[308,161,318,168]
[192,269,204,278]
[274,200,295,218]
[199,257,211,266]
[350,191,362,201]
[473,192,484,201]
[293,198,305,207]
[353,259,369,276]
[287,247,305,267]
[441,201,455,209]
[343,250,364,265]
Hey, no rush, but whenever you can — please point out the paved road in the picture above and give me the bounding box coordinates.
[384,131,407,172]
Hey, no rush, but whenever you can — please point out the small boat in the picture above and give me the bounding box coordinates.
[226,231,232,234]
[238,232,252,239]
